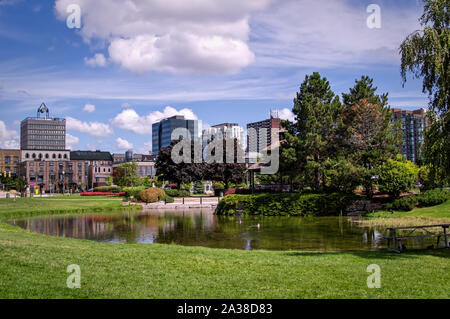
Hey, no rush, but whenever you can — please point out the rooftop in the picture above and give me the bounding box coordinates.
[70,150,113,161]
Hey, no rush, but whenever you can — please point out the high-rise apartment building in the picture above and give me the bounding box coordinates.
[20,103,66,151]
[203,123,245,147]
[247,116,281,154]
[152,115,201,155]
[391,108,427,163]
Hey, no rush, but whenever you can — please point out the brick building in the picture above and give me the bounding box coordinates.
[0,149,21,178]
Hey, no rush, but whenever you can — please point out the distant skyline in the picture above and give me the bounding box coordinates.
[0,0,428,153]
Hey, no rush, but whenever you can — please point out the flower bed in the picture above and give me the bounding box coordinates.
[80,192,125,196]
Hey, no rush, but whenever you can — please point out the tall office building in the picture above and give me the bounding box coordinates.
[20,103,66,151]
[247,116,281,154]
[391,108,427,163]
[152,115,202,155]
[203,123,245,147]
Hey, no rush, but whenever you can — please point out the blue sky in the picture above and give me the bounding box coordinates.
[0,0,428,153]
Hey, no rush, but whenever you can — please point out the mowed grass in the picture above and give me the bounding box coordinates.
[0,197,137,219]
[0,222,449,299]
[357,200,450,228]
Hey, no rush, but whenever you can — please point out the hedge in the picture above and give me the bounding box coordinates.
[387,189,450,212]
[122,186,147,198]
[93,186,122,193]
[215,193,357,216]
[164,189,191,197]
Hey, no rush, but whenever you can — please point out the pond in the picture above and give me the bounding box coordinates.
[7,209,393,251]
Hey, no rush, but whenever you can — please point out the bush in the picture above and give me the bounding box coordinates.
[94,186,122,193]
[164,189,191,197]
[378,159,418,197]
[122,186,146,198]
[388,196,418,211]
[138,188,173,203]
[417,189,450,207]
[216,193,356,216]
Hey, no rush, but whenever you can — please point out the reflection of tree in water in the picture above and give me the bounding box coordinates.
[11,212,390,251]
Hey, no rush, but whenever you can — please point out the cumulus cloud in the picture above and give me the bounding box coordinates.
[54,0,268,74]
[66,116,113,137]
[116,137,133,151]
[112,106,198,135]
[0,120,19,149]
[136,141,153,155]
[82,103,95,113]
[272,108,295,122]
[66,133,80,150]
[121,102,131,108]
[84,53,107,68]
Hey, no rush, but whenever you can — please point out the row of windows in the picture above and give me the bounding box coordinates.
[27,135,65,140]
[28,140,65,145]
[26,124,65,130]
[27,130,65,135]
[26,146,65,150]
[25,153,68,160]
[94,167,111,173]
[3,156,19,164]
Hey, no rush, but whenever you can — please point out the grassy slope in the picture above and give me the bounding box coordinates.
[0,198,138,219]
[0,223,449,299]
[368,200,450,219]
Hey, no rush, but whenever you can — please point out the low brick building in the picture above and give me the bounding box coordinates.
[0,149,21,178]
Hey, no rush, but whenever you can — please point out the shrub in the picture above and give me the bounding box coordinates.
[378,159,418,197]
[94,186,122,193]
[164,189,191,197]
[388,196,418,211]
[216,193,356,216]
[417,189,450,207]
[138,188,172,203]
[122,186,146,198]
[81,192,125,196]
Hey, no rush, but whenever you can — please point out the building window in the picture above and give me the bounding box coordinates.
[45,154,49,159]
[4,156,10,164]
[53,154,56,159]
[25,153,30,159]
[32,153,36,159]
[13,157,19,164]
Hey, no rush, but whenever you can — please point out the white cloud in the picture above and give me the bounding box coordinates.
[86,144,97,151]
[0,120,19,149]
[116,137,133,151]
[272,108,295,122]
[136,141,152,154]
[121,102,131,108]
[66,133,80,150]
[54,0,269,74]
[82,103,96,113]
[84,53,107,68]
[112,106,198,135]
[251,0,422,68]
[66,116,113,137]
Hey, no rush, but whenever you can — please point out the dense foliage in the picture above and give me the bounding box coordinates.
[164,189,191,197]
[138,188,172,203]
[216,193,357,216]
[113,162,140,187]
[388,189,450,211]
[94,186,123,193]
[377,158,419,198]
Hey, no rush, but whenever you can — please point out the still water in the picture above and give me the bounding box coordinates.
[8,209,389,251]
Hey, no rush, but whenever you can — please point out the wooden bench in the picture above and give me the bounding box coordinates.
[386,224,449,253]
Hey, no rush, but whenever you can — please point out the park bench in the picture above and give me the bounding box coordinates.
[385,224,449,253]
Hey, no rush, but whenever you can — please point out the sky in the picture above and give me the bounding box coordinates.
[0,0,428,153]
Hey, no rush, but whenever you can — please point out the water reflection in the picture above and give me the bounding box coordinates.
[8,209,397,251]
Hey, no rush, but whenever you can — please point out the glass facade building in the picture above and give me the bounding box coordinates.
[152,116,201,155]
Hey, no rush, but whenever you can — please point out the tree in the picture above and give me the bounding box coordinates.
[113,162,139,187]
[378,158,419,198]
[340,77,403,197]
[155,140,204,189]
[193,181,204,194]
[400,0,449,181]
[204,138,246,189]
[284,72,341,192]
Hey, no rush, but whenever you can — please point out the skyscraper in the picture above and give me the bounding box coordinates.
[202,123,244,148]
[152,115,201,155]
[391,108,427,163]
[247,116,281,154]
[20,103,66,151]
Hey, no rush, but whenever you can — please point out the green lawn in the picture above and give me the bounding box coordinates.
[0,197,449,299]
[0,197,137,219]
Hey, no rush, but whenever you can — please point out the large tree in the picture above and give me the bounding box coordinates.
[283,72,341,192]
[113,162,139,187]
[155,140,204,189]
[400,0,449,181]
[340,77,403,197]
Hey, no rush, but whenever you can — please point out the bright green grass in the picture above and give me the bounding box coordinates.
[368,200,450,219]
[0,223,448,299]
[0,197,138,219]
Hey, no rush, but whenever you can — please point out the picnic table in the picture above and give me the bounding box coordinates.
[386,224,449,253]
